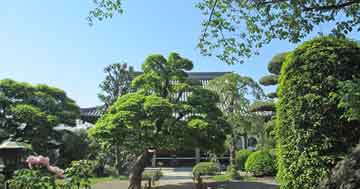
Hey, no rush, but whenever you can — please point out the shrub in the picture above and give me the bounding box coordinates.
[245,150,276,177]
[142,169,163,181]
[192,162,218,178]
[0,173,5,188]
[235,149,252,170]
[225,164,240,180]
[276,36,360,189]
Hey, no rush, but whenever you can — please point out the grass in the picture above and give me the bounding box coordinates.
[211,174,257,182]
[211,174,231,182]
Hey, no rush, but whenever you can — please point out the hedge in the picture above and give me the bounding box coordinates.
[267,52,289,75]
[259,75,279,86]
[192,162,218,177]
[235,149,253,170]
[245,150,276,177]
[276,36,360,189]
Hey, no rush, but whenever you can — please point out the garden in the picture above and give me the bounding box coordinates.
[1,1,360,189]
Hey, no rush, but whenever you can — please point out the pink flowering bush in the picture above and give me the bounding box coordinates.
[10,156,93,189]
[26,155,64,178]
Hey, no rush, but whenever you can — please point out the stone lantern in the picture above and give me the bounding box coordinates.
[0,139,26,179]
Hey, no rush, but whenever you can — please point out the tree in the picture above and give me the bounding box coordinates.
[207,73,265,165]
[98,62,135,111]
[88,0,360,64]
[249,52,290,148]
[0,79,80,155]
[276,36,360,189]
[57,129,90,168]
[98,62,136,175]
[89,52,229,189]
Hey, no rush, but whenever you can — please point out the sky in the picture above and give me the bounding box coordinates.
[0,1,358,107]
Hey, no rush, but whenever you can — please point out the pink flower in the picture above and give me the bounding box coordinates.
[26,155,50,168]
[25,155,64,178]
[38,156,50,167]
[48,165,65,178]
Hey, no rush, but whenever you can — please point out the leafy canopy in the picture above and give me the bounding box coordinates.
[88,0,360,64]
[207,73,265,136]
[276,36,360,189]
[0,79,80,154]
[98,63,135,111]
[89,52,229,154]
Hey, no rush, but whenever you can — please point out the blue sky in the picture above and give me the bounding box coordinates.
[0,1,358,107]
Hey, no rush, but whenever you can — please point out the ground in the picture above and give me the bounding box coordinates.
[92,167,279,189]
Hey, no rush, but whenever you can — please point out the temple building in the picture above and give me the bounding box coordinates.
[79,72,258,166]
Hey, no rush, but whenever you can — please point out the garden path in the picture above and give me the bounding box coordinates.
[92,167,279,189]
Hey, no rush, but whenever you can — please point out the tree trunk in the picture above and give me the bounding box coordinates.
[128,150,151,189]
[115,144,121,175]
[244,133,248,149]
[229,136,236,165]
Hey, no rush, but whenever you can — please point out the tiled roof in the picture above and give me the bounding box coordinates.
[80,107,103,117]
[80,71,229,118]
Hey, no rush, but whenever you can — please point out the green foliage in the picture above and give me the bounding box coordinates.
[320,144,360,189]
[98,63,135,111]
[88,1,360,64]
[259,75,279,86]
[63,160,94,188]
[268,52,289,75]
[334,79,360,121]
[207,73,265,160]
[249,101,275,112]
[276,36,360,189]
[0,173,5,188]
[0,79,80,155]
[192,162,219,177]
[245,151,276,177]
[88,0,123,25]
[142,169,163,181]
[89,53,229,188]
[235,149,252,170]
[267,92,277,99]
[197,1,360,64]
[9,169,56,189]
[225,164,240,180]
[58,129,90,168]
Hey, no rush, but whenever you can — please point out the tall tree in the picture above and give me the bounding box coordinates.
[98,62,135,175]
[89,52,229,189]
[207,73,265,165]
[0,79,80,155]
[98,62,135,111]
[88,0,360,64]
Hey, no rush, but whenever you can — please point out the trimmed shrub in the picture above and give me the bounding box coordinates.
[192,162,218,177]
[0,173,5,188]
[225,164,240,179]
[276,36,360,189]
[235,149,252,170]
[142,169,163,181]
[259,75,279,86]
[249,101,276,112]
[245,150,276,177]
[268,52,289,75]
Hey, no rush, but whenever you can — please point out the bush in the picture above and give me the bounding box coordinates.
[225,164,240,180]
[142,169,163,181]
[192,162,218,178]
[0,173,5,188]
[276,36,360,189]
[245,151,276,177]
[235,149,252,170]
